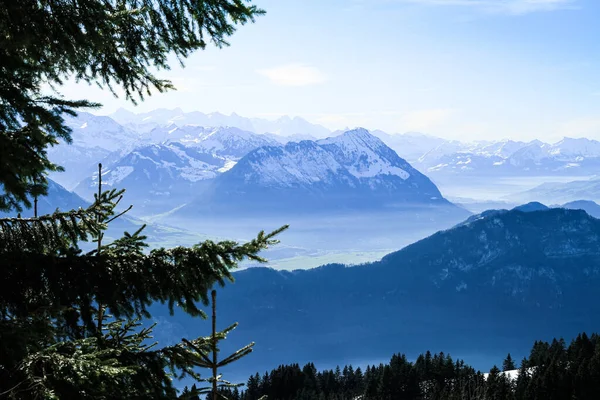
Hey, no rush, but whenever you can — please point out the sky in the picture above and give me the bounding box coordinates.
[56,0,600,142]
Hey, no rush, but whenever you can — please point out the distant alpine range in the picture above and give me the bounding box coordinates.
[41,108,600,218]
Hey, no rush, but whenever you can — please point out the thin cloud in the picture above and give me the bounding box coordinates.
[257,64,327,87]
[371,0,578,14]
[400,108,456,131]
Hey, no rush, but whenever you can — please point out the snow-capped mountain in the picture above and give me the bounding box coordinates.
[48,112,142,189]
[506,140,551,166]
[549,137,600,158]
[109,108,332,138]
[476,139,529,158]
[168,126,279,158]
[74,143,227,215]
[47,145,113,189]
[417,140,474,166]
[174,128,457,216]
[418,137,600,177]
[251,115,331,138]
[62,111,140,151]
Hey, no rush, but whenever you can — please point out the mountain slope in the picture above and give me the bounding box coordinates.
[74,143,226,215]
[507,178,600,204]
[174,128,454,215]
[562,200,600,218]
[0,179,89,218]
[148,207,600,379]
[378,207,600,306]
[172,126,280,158]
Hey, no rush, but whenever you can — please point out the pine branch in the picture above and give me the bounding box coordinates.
[0,225,289,334]
[0,187,127,254]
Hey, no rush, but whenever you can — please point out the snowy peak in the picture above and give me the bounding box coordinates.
[209,128,448,209]
[549,137,600,158]
[418,134,600,177]
[507,141,551,165]
[320,127,384,149]
[233,128,414,186]
[63,111,140,151]
[318,128,411,180]
[171,126,279,158]
[476,139,528,158]
[140,125,280,159]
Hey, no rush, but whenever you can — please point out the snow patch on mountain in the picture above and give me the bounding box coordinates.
[101,166,135,186]
[245,142,345,186]
[318,128,410,180]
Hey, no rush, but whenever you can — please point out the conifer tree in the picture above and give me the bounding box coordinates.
[0,164,287,398]
[182,290,257,399]
[1,2,274,398]
[503,353,516,371]
[515,357,531,400]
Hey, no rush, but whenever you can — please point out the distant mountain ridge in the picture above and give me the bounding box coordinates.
[562,200,600,218]
[46,110,600,219]
[109,107,332,138]
[418,137,600,178]
[508,178,600,205]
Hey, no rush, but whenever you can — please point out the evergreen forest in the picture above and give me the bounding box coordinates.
[209,333,600,400]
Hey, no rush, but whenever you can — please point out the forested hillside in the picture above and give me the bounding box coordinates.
[206,332,600,400]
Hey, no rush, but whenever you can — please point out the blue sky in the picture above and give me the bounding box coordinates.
[58,0,600,141]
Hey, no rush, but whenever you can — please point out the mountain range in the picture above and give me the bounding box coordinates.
[173,128,454,217]
[50,111,461,217]
[417,137,600,179]
[45,109,600,219]
[109,107,332,138]
[148,205,600,379]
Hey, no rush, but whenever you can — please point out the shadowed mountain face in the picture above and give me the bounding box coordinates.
[562,200,600,218]
[0,179,88,218]
[149,207,600,379]
[173,128,458,217]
